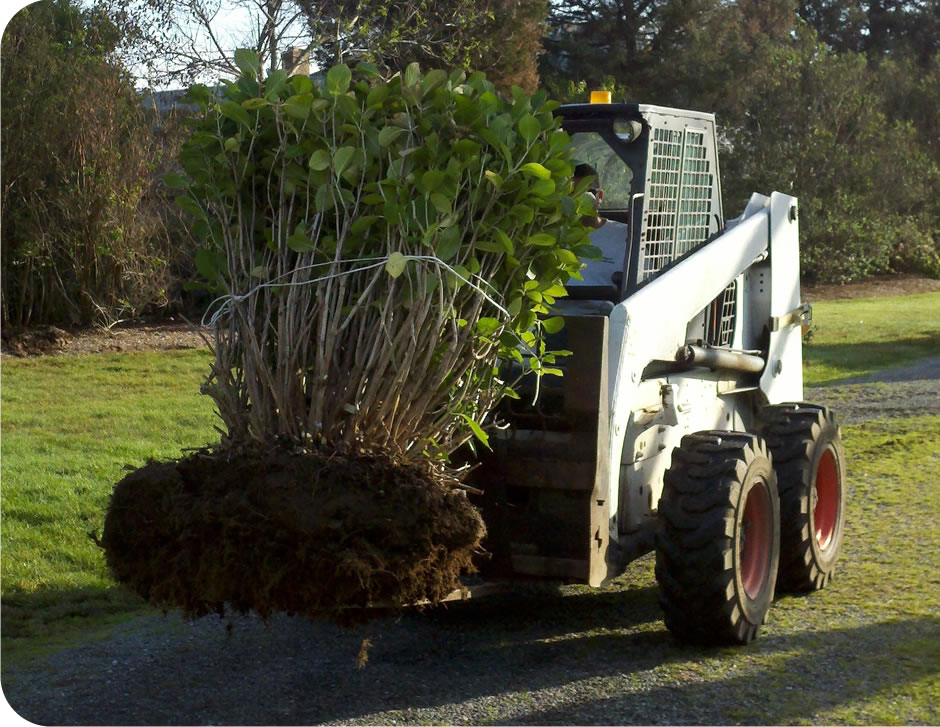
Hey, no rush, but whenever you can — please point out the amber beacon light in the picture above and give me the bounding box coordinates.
[590,90,612,104]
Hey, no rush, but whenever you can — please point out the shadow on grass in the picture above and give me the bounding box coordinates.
[3,580,938,725]
[805,331,940,386]
[1,584,147,657]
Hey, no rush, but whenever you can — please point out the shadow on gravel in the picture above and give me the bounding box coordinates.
[509,616,940,725]
[5,577,937,725]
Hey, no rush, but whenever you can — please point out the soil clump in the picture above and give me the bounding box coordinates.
[100,449,485,623]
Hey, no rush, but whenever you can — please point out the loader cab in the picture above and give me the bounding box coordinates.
[556,102,724,302]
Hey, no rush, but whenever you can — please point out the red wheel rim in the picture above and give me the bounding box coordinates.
[814,447,840,550]
[741,481,772,600]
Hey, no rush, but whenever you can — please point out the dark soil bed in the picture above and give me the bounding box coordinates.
[100,449,485,623]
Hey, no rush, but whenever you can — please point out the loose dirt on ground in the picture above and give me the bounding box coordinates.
[2,276,938,358]
[0,319,210,357]
[802,273,940,301]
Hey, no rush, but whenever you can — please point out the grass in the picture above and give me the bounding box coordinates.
[1,348,217,659]
[803,292,940,385]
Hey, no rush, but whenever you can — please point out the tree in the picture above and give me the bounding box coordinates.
[541,0,721,91]
[1,0,180,326]
[718,30,940,281]
[798,0,939,62]
[117,0,547,92]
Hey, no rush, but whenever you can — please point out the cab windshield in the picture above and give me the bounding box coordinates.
[569,131,634,210]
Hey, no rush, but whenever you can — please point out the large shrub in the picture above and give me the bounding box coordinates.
[0,0,182,327]
[173,56,594,464]
[101,60,593,619]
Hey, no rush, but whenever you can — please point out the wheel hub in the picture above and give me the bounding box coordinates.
[814,447,840,551]
[740,481,772,600]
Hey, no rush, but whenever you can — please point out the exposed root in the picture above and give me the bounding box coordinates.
[100,447,486,625]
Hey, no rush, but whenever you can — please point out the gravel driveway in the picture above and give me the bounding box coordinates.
[3,356,938,726]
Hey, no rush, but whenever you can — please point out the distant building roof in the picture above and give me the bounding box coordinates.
[139,71,326,114]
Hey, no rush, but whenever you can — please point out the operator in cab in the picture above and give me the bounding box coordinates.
[568,162,630,297]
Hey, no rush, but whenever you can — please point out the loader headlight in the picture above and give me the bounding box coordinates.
[613,119,643,143]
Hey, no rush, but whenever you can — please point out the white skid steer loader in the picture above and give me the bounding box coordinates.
[465,99,847,645]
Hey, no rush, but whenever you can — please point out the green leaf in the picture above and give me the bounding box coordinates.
[520,162,551,180]
[356,61,381,78]
[530,178,556,196]
[581,244,603,260]
[422,68,447,95]
[510,204,534,223]
[366,85,389,108]
[527,233,556,247]
[404,62,421,88]
[429,192,451,215]
[518,113,539,144]
[460,414,490,449]
[287,232,314,252]
[264,69,287,99]
[234,49,260,78]
[549,130,570,155]
[333,146,355,176]
[350,215,381,233]
[308,149,330,171]
[241,97,267,110]
[163,172,187,189]
[315,184,334,212]
[476,317,501,336]
[283,94,312,119]
[436,225,461,261]
[326,64,352,95]
[542,316,565,334]
[175,195,205,219]
[223,136,240,152]
[290,75,314,94]
[250,265,268,279]
[194,248,219,280]
[474,239,504,253]
[220,100,253,129]
[378,126,406,147]
[422,170,445,190]
[484,170,503,188]
[494,228,514,254]
[386,251,407,278]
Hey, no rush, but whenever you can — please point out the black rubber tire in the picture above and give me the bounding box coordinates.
[760,403,847,592]
[655,431,780,645]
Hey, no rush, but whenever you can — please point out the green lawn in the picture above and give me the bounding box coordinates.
[803,292,940,386]
[1,348,217,657]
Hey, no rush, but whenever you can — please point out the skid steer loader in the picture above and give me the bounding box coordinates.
[463,98,847,645]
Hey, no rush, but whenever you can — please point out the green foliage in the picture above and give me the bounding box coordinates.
[174,58,591,459]
[0,0,184,327]
[543,0,940,283]
[719,35,940,283]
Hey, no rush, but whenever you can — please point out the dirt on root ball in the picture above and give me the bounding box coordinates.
[100,450,486,624]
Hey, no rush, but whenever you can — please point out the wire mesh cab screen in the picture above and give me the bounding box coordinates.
[637,107,723,285]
